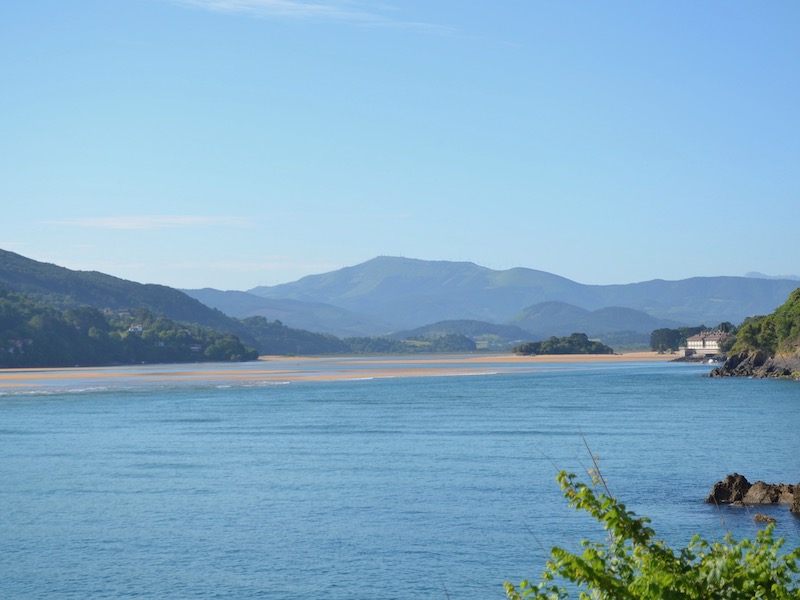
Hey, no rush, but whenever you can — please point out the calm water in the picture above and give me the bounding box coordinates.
[1,360,799,599]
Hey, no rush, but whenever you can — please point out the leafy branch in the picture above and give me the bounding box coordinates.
[506,471,800,599]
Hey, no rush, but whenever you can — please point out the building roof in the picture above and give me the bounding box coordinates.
[686,330,730,342]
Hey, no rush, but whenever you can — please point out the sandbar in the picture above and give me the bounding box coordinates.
[0,352,683,389]
[264,351,676,365]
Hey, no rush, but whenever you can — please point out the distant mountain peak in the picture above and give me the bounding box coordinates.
[744,272,800,281]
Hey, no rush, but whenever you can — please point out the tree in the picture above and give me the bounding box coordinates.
[649,328,683,353]
[505,471,800,599]
[716,321,736,334]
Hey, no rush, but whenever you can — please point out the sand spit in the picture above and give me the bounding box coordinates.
[0,352,677,388]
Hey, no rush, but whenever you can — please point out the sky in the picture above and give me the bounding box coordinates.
[2,1,798,291]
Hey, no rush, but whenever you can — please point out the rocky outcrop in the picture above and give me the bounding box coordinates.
[745,480,796,504]
[706,474,798,509]
[706,473,752,504]
[709,351,800,379]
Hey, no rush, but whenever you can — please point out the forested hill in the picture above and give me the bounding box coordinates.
[0,289,258,367]
[0,249,235,332]
[0,249,352,359]
[710,287,800,379]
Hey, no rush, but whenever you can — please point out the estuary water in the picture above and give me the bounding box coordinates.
[1,358,799,599]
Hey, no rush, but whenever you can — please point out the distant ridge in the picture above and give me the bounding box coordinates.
[247,256,589,329]
[508,301,682,338]
[244,256,800,334]
[745,271,800,281]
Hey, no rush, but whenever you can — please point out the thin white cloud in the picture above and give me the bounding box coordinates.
[51,215,252,230]
[170,0,453,33]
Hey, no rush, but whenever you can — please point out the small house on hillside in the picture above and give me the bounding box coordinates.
[684,330,730,357]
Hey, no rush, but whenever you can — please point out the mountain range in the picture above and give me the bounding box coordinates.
[3,249,799,352]
[186,256,800,341]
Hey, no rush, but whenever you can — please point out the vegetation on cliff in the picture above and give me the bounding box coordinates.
[710,288,800,378]
[728,288,800,356]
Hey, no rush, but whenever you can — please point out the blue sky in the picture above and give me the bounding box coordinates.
[2,1,798,290]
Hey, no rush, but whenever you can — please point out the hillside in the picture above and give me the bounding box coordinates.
[0,289,257,367]
[0,249,237,333]
[710,287,800,379]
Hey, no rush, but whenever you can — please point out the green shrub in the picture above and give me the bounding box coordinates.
[506,471,800,599]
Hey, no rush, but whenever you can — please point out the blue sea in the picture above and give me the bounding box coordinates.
[1,358,799,599]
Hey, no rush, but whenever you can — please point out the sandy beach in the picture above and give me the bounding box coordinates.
[0,352,679,388]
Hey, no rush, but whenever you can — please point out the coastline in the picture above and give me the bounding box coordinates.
[0,352,679,388]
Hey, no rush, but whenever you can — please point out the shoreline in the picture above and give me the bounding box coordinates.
[261,351,677,364]
[0,352,683,387]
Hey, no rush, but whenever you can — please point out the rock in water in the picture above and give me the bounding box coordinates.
[754,513,777,524]
[744,481,796,504]
[705,473,751,504]
[706,474,798,508]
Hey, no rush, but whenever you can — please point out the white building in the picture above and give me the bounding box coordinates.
[684,330,730,357]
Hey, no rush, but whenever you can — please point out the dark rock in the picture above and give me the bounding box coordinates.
[710,351,800,379]
[706,473,752,504]
[744,481,796,504]
[707,474,797,507]
[754,513,777,524]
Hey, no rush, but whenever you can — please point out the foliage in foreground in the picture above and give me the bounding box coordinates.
[506,471,800,599]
